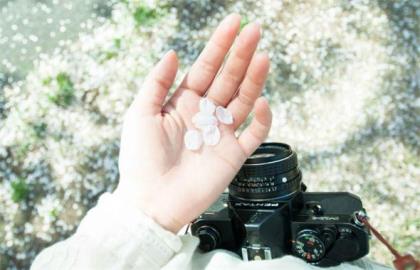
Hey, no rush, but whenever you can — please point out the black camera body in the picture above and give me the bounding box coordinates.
[191,143,370,267]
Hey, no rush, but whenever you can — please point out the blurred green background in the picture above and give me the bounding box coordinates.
[0,0,419,269]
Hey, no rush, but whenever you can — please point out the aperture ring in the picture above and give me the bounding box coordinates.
[232,167,301,186]
[229,172,302,199]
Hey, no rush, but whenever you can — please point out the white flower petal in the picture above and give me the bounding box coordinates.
[199,98,216,114]
[184,130,203,150]
[202,125,221,146]
[215,106,233,125]
[192,112,218,129]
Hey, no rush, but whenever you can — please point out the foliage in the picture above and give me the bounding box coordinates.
[133,6,157,25]
[0,1,419,269]
[47,72,75,107]
[10,179,29,203]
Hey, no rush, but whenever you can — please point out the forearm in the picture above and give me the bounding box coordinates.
[31,193,182,270]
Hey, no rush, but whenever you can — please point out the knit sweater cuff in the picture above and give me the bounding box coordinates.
[76,192,182,269]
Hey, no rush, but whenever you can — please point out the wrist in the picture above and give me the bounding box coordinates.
[113,185,183,233]
[144,207,184,234]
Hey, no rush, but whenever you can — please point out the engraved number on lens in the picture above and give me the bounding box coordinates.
[293,230,326,262]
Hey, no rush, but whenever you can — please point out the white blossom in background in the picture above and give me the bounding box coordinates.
[0,0,418,269]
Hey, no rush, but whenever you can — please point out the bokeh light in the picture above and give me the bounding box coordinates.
[0,1,418,269]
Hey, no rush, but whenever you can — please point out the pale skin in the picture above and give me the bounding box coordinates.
[113,14,272,233]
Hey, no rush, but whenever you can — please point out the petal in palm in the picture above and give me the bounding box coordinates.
[115,14,272,233]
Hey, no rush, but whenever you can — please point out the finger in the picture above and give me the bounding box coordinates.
[228,52,269,129]
[133,50,178,115]
[238,97,272,157]
[171,14,241,100]
[207,22,261,106]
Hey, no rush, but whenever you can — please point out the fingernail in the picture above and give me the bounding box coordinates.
[162,50,176,60]
[157,50,175,66]
[253,22,261,34]
[221,13,241,26]
[166,49,175,56]
[259,51,269,60]
[256,22,262,36]
[241,21,261,35]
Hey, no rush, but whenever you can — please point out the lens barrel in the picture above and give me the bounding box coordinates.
[229,143,302,200]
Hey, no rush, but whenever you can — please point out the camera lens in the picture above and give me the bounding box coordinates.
[229,142,302,200]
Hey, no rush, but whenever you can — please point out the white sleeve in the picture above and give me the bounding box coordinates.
[30,192,182,270]
[30,192,392,270]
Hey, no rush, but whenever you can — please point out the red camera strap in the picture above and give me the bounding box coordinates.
[357,215,420,270]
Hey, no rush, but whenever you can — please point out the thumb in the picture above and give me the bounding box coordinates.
[133,50,178,116]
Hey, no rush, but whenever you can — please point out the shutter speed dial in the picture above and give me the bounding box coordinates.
[292,229,326,262]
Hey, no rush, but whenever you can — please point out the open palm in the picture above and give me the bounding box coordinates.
[115,14,272,233]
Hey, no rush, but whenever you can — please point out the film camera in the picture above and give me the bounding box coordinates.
[191,142,370,267]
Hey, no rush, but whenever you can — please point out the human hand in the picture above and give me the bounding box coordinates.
[114,14,272,233]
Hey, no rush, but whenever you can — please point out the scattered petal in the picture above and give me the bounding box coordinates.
[202,125,221,146]
[215,106,233,125]
[199,98,216,114]
[192,112,218,129]
[184,130,203,150]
